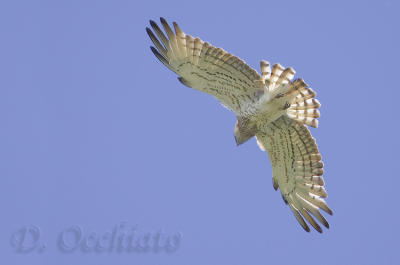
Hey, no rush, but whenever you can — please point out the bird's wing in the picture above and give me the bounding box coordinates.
[256,115,332,233]
[146,18,263,115]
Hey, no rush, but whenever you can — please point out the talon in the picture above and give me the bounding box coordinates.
[283,102,291,110]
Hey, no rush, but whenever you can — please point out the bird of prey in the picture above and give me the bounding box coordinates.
[146,17,332,233]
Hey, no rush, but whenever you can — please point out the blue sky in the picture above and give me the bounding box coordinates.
[1,0,399,264]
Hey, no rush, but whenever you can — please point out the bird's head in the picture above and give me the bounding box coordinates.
[234,120,254,146]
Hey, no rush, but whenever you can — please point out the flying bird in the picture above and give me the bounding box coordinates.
[146,17,332,233]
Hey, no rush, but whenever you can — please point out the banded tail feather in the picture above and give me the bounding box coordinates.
[269,63,285,91]
[260,60,271,83]
[258,61,297,96]
[286,79,321,128]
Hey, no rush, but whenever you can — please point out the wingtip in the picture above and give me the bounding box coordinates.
[273,179,279,191]
[160,17,167,25]
[150,45,162,59]
[149,19,157,27]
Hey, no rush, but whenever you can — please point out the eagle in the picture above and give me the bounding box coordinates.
[146,18,332,233]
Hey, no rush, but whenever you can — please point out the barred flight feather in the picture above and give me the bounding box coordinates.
[256,116,332,233]
[148,19,265,113]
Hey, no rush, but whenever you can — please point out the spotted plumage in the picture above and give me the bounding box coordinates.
[146,17,332,233]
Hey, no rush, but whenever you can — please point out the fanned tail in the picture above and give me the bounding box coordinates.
[258,60,321,128]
